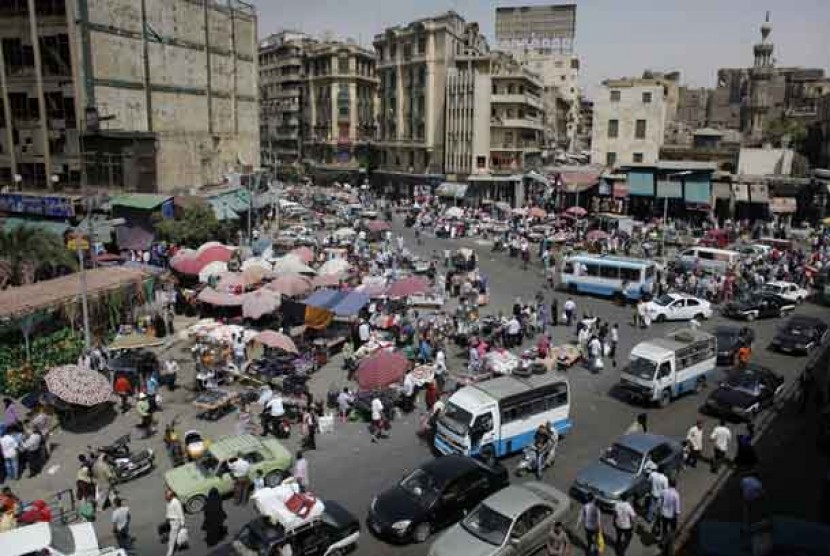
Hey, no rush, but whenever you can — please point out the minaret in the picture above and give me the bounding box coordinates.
[748,12,774,142]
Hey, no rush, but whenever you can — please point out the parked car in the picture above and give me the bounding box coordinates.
[645,293,713,322]
[427,482,570,556]
[366,455,509,544]
[722,292,795,321]
[770,316,829,355]
[570,433,683,510]
[702,364,784,422]
[761,281,810,304]
[0,521,127,556]
[164,434,292,513]
[713,326,755,366]
[233,500,360,556]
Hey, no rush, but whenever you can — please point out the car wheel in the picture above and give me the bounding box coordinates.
[694,376,706,394]
[695,313,706,321]
[659,389,671,408]
[265,470,285,488]
[412,522,431,543]
[656,314,666,323]
[185,495,206,514]
[746,312,757,322]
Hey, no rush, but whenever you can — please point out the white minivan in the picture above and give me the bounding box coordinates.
[2,521,126,556]
[676,247,741,272]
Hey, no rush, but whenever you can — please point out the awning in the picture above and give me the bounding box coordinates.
[110,194,171,211]
[558,171,600,193]
[75,216,116,243]
[436,182,468,199]
[331,291,370,317]
[627,171,654,196]
[2,217,70,236]
[713,182,732,200]
[748,183,769,203]
[769,197,797,214]
[254,191,278,209]
[732,184,749,202]
[656,180,682,198]
[683,177,711,204]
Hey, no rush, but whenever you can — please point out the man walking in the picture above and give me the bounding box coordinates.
[686,420,704,468]
[710,420,732,473]
[563,298,576,328]
[577,493,601,555]
[647,463,668,527]
[136,393,152,438]
[164,490,185,556]
[610,324,619,367]
[292,451,309,492]
[111,497,131,551]
[228,453,251,505]
[613,494,637,556]
[658,477,681,542]
[1,429,19,481]
[546,521,570,556]
[263,393,285,437]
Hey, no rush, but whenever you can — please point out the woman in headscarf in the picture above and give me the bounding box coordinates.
[202,488,227,546]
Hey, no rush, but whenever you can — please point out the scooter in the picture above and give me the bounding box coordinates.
[95,434,131,460]
[515,435,558,477]
[88,437,155,484]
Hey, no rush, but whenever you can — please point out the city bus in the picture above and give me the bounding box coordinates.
[559,254,656,301]
[434,374,572,458]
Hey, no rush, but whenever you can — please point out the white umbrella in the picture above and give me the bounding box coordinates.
[319,258,350,275]
[444,207,464,219]
[334,227,357,239]
[272,254,316,275]
[241,257,273,272]
[198,260,228,283]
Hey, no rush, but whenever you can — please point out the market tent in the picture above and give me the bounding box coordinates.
[242,289,281,319]
[267,274,313,297]
[528,207,547,218]
[241,265,274,284]
[197,287,245,307]
[356,351,409,390]
[169,253,204,275]
[331,291,369,317]
[312,273,344,289]
[252,238,273,256]
[356,276,387,297]
[436,181,468,199]
[45,365,113,407]
[304,288,340,308]
[199,261,228,283]
[444,207,464,219]
[241,257,273,273]
[253,330,298,353]
[197,244,235,265]
[564,206,587,218]
[108,333,165,350]
[272,254,316,275]
[386,276,430,298]
[289,246,314,264]
[333,227,357,239]
[318,258,350,275]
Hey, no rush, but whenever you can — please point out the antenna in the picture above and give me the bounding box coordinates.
[765,10,770,23]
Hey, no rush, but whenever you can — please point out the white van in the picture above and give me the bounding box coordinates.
[1,521,126,556]
[676,247,741,272]
[434,374,572,458]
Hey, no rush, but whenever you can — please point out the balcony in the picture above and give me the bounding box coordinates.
[490,142,542,152]
[491,94,543,110]
[491,117,544,131]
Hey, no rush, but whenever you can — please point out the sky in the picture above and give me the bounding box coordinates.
[250,0,830,99]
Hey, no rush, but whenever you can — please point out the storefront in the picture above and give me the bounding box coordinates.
[465,175,524,208]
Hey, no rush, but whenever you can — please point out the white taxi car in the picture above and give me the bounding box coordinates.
[761,280,809,304]
[645,293,713,322]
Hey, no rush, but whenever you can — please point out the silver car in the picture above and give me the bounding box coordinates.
[428,482,570,556]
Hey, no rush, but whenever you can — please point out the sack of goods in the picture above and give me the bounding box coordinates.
[252,479,325,530]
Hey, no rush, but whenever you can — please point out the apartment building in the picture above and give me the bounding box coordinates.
[0,0,259,193]
[445,51,543,177]
[591,71,680,167]
[372,11,488,193]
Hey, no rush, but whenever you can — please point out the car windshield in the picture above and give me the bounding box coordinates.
[653,294,674,307]
[441,402,473,435]
[626,357,657,380]
[726,373,761,396]
[715,330,739,345]
[762,284,781,293]
[399,469,440,506]
[197,453,219,475]
[461,503,512,546]
[601,443,643,474]
[784,325,811,336]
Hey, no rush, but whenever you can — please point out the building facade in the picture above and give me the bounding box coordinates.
[0,0,259,193]
[259,31,314,167]
[590,72,680,168]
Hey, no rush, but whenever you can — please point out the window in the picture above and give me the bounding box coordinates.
[584,264,600,277]
[417,36,426,54]
[642,91,652,103]
[244,451,264,464]
[633,152,644,163]
[649,443,673,464]
[599,265,620,279]
[338,56,349,74]
[620,267,641,282]
[607,119,618,138]
[476,155,486,169]
[606,152,617,166]
[635,119,647,139]
[610,90,621,102]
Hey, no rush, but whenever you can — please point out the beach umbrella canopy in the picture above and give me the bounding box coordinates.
[199,261,229,283]
[196,244,234,265]
[333,227,357,239]
[273,254,316,275]
[289,246,315,264]
[386,276,430,298]
[45,365,112,407]
[312,273,344,289]
[169,251,204,275]
[528,207,547,218]
[253,330,298,353]
[241,265,274,284]
[356,351,409,390]
[197,287,245,307]
[318,258,350,276]
[366,220,391,233]
[267,274,312,297]
[444,207,464,219]
[242,289,281,319]
[241,257,273,272]
[564,206,587,218]
[586,229,609,241]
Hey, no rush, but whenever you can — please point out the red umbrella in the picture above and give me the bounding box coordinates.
[312,273,344,289]
[386,276,430,298]
[242,289,281,319]
[564,206,587,218]
[290,246,315,264]
[267,274,312,297]
[197,245,234,265]
[356,351,409,390]
[528,207,547,218]
[366,220,391,233]
[254,330,298,353]
[170,253,205,275]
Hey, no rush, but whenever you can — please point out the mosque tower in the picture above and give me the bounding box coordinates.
[748,12,775,142]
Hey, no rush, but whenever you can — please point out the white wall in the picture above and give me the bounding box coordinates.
[591,83,667,166]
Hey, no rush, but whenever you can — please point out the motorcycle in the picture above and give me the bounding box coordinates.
[96,434,131,460]
[88,436,155,484]
[515,434,558,477]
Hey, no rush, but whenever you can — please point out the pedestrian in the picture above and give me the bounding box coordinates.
[610,324,619,366]
[0,429,19,481]
[202,488,227,546]
[114,375,132,414]
[293,450,309,492]
[228,454,251,505]
[92,452,115,508]
[563,298,576,327]
[685,420,704,468]
[626,413,648,434]
[136,393,152,438]
[740,471,766,525]
[301,408,317,450]
[263,392,285,437]
[337,388,353,423]
[111,497,131,551]
[76,455,95,504]
[613,493,637,556]
[546,520,571,556]
[659,477,681,541]
[402,370,417,413]
[164,489,186,556]
[434,347,447,391]
[550,298,559,327]
[21,427,44,477]
[647,463,668,527]
[370,395,385,442]
[146,373,159,412]
[577,493,601,555]
[710,420,732,473]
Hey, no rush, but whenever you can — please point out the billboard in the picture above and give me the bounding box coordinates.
[495,4,576,53]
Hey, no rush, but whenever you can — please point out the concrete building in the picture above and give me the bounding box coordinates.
[669,87,710,145]
[590,71,680,168]
[0,0,259,193]
[444,50,543,178]
[371,11,489,194]
[259,31,314,167]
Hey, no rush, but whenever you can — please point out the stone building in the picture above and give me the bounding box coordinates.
[0,0,259,193]
[590,71,680,168]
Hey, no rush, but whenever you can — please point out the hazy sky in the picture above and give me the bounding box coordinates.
[251,0,830,98]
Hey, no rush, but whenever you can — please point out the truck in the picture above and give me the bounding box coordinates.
[616,329,717,407]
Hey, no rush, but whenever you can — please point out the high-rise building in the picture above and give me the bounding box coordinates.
[0,0,259,193]
[590,71,680,168]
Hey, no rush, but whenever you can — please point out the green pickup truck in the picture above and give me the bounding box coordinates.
[164,434,292,513]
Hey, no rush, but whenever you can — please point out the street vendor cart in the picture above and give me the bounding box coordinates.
[193,388,239,420]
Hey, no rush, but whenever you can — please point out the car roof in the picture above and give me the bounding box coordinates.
[480,484,546,519]
[786,316,826,327]
[419,455,483,486]
[615,433,676,453]
[209,434,265,461]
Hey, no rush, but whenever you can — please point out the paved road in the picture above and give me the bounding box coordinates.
[9,219,825,556]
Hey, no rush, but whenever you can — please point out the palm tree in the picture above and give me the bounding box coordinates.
[0,226,77,287]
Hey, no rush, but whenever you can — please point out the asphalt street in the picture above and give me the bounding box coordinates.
[8,218,827,556]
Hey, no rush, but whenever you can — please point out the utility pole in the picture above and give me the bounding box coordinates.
[76,235,92,350]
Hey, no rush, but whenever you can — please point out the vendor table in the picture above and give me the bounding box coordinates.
[193,389,239,420]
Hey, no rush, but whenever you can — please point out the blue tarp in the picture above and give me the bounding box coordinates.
[331,291,370,317]
[304,289,339,308]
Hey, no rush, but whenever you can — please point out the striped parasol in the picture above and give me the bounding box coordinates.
[44,365,113,407]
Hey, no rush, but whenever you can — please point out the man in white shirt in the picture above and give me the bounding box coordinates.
[402,371,416,413]
[164,490,185,556]
[370,397,384,442]
[1,431,19,481]
[659,478,681,539]
[506,316,521,348]
[563,298,576,327]
[292,451,309,491]
[263,394,284,437]
[686,420,704,468]
[358,320,371,345]
[111,497,131,550]
[577,493,601,553]
[434,348,447,390]
[710,420,732,473]
[228,453,251,505]
[647,465,668,524]
[613,493,637,556]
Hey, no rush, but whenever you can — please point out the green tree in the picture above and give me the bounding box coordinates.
[155,204,232,248]
[0,227,76,287]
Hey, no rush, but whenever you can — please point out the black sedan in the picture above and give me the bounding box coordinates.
[366,454,508,544]
[713,326,756,366]
[770,316,829,354]
[722,292,795,321]
[702,364,784,421]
